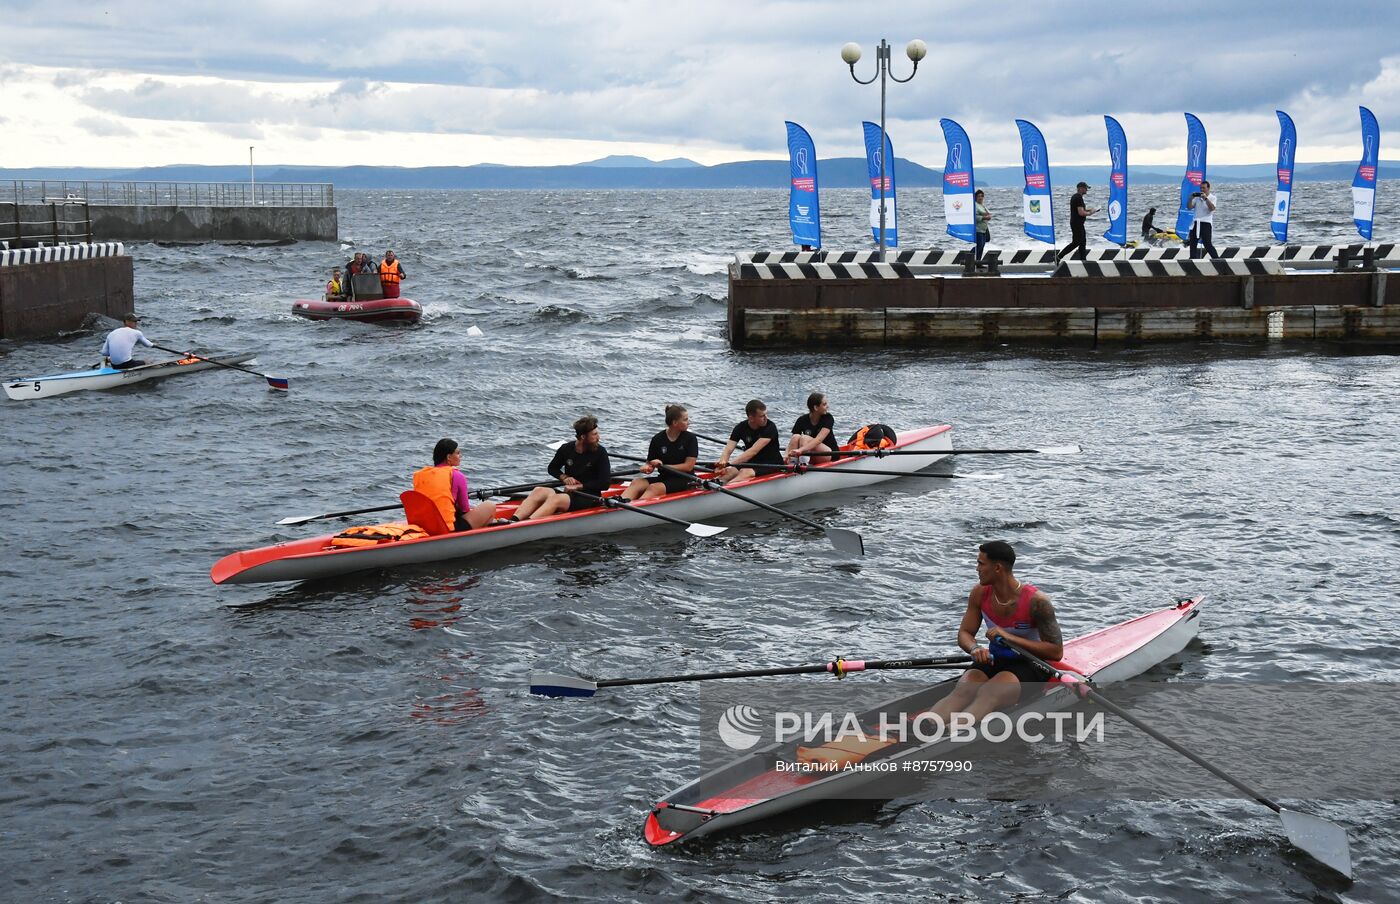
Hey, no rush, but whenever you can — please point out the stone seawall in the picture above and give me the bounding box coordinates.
[2,203,337,243]
[0,254,134,340]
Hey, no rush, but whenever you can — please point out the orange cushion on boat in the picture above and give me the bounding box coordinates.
[329,521,429,547]
[794,735,896,770]
[399,490,452,536]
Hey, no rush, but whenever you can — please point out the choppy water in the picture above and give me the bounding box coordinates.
[1,184,1398,903]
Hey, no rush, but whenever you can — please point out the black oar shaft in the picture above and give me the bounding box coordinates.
[1020,649,1280,811]
[151,343,273,380]
[571,491,697,529]
[708,461,973,480]
[596,654,973,687]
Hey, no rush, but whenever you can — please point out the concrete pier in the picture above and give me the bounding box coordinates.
[728,245,1400,348]
[0,244,132,340]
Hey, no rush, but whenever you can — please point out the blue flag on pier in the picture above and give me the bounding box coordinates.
[1175,113,1208,238]
[862,121,897,247]
[1103,115,1128,246]
[939,118,976,243]
[1015,119,1054,244]
[785,121,821,248]
[1353,106,1380,241]
[1271,110,1297,243]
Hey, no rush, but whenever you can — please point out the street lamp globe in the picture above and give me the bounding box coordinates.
[906,39,927,62]
[840,42,862,64]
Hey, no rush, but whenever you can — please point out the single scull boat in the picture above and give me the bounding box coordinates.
[644,596,1204,846]
[5,351,257,401]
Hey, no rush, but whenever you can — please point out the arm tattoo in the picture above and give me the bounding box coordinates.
[1032,596,1063,646]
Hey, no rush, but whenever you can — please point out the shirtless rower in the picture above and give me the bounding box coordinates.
[925,541,1065,725]
[713,399,783,484]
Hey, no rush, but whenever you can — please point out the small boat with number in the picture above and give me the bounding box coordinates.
[5,351,257,401]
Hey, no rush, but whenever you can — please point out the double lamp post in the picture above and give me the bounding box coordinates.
[841,38,925,261]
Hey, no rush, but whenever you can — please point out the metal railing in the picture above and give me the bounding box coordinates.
[5,179,334,208]
[2,203,93,245]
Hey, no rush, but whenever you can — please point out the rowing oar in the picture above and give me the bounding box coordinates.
[276,472,642,526]
[151,343,288,391]
[704,461,1002,481]
[806,445,1081,458]
[530,653,974,697]
[1010,643,1353,879]
[610,453,864,555]
[570,490,726,538]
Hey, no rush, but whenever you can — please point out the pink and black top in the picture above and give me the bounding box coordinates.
[980,583,1041,641]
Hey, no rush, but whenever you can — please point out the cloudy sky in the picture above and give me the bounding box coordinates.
[2,0,1397,169]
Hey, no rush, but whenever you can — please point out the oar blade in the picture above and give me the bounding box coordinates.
[1279,808,1352,879]
[1035,445,1081,455]
[826,528,865,556]
[266,375,290,391]
[954,472,1002,481]
[276,514,317,526]
[685,522,727,538]
[528,671,599,698]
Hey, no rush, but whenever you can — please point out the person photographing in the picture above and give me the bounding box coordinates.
[1187,180,1219,259]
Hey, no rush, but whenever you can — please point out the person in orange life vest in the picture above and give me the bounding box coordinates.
[923,540,1065,726]
[412,438,496,531]
[510,415,613,520]
[622,404,699,501]
[379,250,406,298]
[325,268,344,302]
[784,391,836,464]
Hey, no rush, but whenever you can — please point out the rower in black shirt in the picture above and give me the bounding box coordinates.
[714,399,784,484]
[622,404,699,501]
[511,415,612,520]
[785,391,837,464]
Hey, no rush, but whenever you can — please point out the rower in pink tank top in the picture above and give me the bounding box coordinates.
[981,582,1042,642]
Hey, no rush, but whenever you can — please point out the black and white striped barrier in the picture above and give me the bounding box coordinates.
[0,242,127,267]
[736,244,1398,278]
[1053,259,1286,277]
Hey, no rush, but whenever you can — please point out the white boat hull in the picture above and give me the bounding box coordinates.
[5,352,256,400]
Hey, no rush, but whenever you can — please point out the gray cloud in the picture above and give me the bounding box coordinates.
[7,0,1400,163]
[74,116,136,137]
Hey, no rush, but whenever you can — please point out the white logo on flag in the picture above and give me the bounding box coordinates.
[796,148,809,174]
[950,143,963,171]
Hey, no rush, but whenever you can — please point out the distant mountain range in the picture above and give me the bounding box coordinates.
[4,156,1397,190]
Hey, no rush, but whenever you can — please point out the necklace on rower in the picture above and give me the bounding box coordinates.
[993,582,1022,607]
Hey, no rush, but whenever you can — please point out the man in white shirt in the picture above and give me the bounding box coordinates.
[1188,180,1219,260]
[101,313,154,369]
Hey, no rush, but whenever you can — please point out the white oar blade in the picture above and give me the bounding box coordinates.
[685,523,727,538]
[1035,445,1081,455]
[528,671,599,698]
[467,325,485,337]
[1279,808,1352,879]
[277,515,316,525]
[955,472,1002,481]
[827,528,865,556]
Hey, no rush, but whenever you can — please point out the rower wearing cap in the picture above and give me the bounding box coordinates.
[924,541,1065,724]
[101,313,154,370]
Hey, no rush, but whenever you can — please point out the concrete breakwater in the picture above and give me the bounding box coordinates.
[0,243,131,340]
[727,244,1400,348]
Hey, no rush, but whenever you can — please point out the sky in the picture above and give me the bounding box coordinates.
[2,0,1399,170]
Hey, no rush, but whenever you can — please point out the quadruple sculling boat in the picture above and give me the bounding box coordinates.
[643,595,1204,846]
[210,425,954,585]
[5,351,257,401]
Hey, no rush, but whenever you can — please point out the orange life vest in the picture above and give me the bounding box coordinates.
[850,424,897,450]
[412,465,457,528]
[379,259,403,284]
[330,522,428,548]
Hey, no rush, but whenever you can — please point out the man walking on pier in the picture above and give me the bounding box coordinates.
[1187,181,1219,259]
[1056,182,1097,263]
